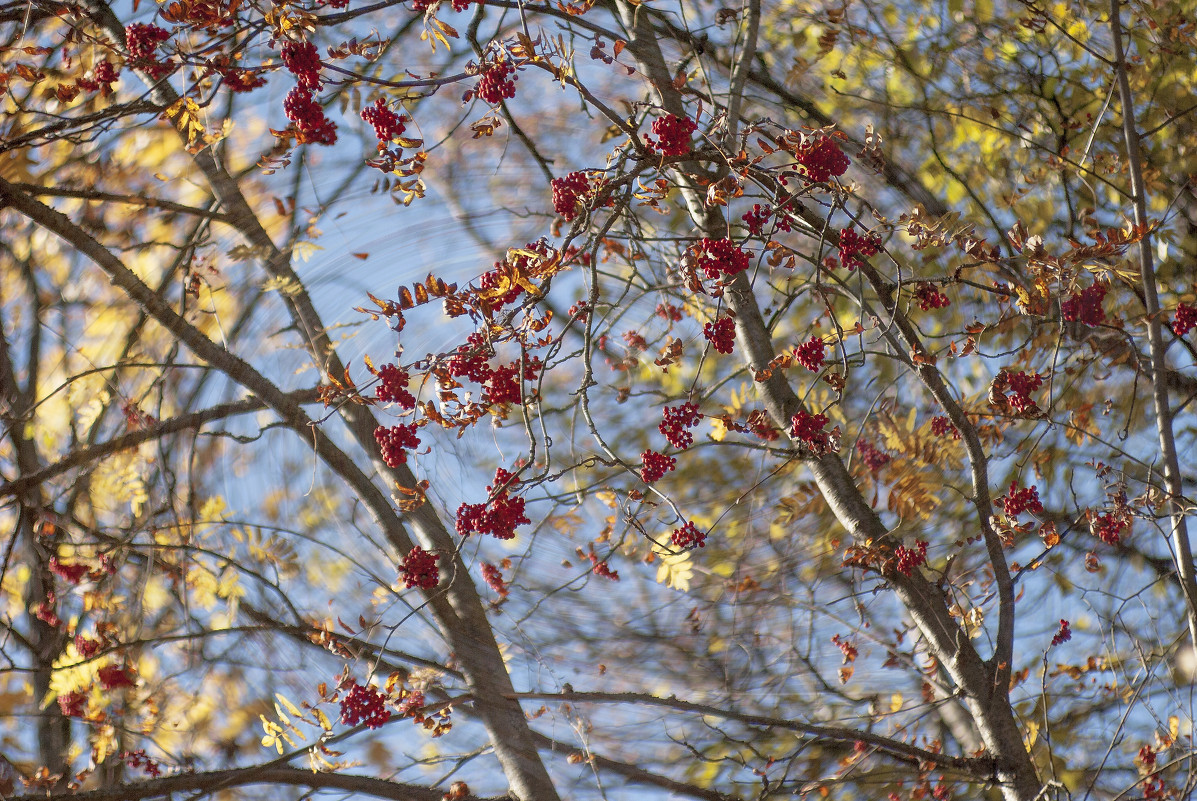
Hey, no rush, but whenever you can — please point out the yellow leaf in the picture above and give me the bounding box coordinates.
[890,693,903,713]
[276,693,305,720]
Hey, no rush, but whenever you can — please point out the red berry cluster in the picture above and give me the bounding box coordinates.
[656,303,683,322]
[476,59,517,105]
[122,750,162,778]
[375,423,420,467]
[831,633,858,663]
[741,203,792,236]
[77,60,119,95]
[1172,302,1197,336]
[930,416,960,439]
[856,439,890,473]
[790,409,830,453]
[58,691,87,718]
[694,237,750,281]
[125,23,173,79]
[894,540,928,576]
[1051,619,1071,646]
[281,41,322,90]
[484,356,542,405]
[623,329,648,351]
[660,403,702,449]
[1060,282,1107,327]
[640,450,676,483]
[551,171,590,221]
[76,633,104,658]
[98,663,136,690]
[795,133,850,182]
[794,336,826,371]
[50,556,89,583]
[414,0,472,10]
[1091,511,1129,545]
[219,66,267,92]
[375,363,415,407]
[586,546,620,580]
[671,521,706,549]
[361,98,407,142]
[837,227,881,271]
[913,282,950,311]
[996,370,1044,416]
[34,593,61,627]
[997,482,1043,516]
[703,316,736,354]
[284,86,337,145]
[447,332,495,382]
[456,468,529,540]
[646,113,697,156]
[481,562,509,598]
[340,681,391,729]
[399,546,439,589]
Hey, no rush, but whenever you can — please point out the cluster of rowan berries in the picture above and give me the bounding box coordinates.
[284,87,337,144]
[795,133,851,182]
[660,403,702,449]
[413,0,472,10]
[1051,619,1072,646]
[98,663,136,690]
[399,547,440,589]
[790,410,830,452]
[836,226,881,271]
[995,370,1044,416]
[475,59,517,105]
[856,439,890,473]
[375,423,420,467]
[456,468,529,540]
[1060,282,1106,327]
[694,237,750,281]
[340,682,391,729]
[930,416,960,439]
[551,171,590,221]
[1091,510,1129,545]
[640,450,677,483]
[997,482,1043,516]
[647,114,697,156]
[125,23,173,78]
[656,303,683,322]
[1172,302,1196,335]
[77,61,119,95]
[913,282,951,311]
[484,356,542,405]
[671,521,706,549]
[281,41,322,89]
[58,691,87,717]
[794,336,826,371]
[375,363,415,407]
[741,203,792,236]
[586,545,620,579]
[703,317,736,354]
[894,540,928,576]
[122,750,162,778]
[481,562,509,598]
[361,98,407,142]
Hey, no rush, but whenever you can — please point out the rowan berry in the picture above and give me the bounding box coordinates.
[481,562,509,598]
[283,86,338,145]
[894,540,928,576]
[656,303,683,322]
[375,363,415,408]
[741,203,791,236]
[913,282,950,311]
[1060,282,1106,327]
[997,482,1043,516]
[670,521,706,549]
[551,171,590,221]
[50,556,89,584]
[790,409,830,452]
[795,133,850,182]
[1002,370,1043,416]
[476,59,517,105]
[704,317,736,354]
[694,237,750,281]
[361,98,407,142]
[837,226,881,271]
[98,663,136,690]
[930,416,960,439]
[75,635,103,659]
[281,41,322,90]
[399,547,439,589]
[794,336,826,371]
[58,691,88,717]
[375,423,420,467]
[1173,303,1197,336]
[125,23,173,78]
[340,681,391,729]
[1051,619,1071,646]
[1091,511,1128,545]
[646,113,696,156]
[856,439,890,473]
[660,403,702,449]
[640,450,676,483]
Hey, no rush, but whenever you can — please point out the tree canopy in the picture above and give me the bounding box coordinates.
[1,0,1196,799]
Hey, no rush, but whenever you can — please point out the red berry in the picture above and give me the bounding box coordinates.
[1172,302,1197,336]
[795,133,850,182]
[670,521,706,549]
[375,363,415,407]
[340,681,391,729]
[913,282,951,311]
[481,562,509,598]
[694,237,750,281]
[997,482,1043,517]
[124,23,173,78]
[931,416,960,439]
[476,59,517,105]
[399,547,439,589]
[375,424,420,467]
[790,409,830,452]
[646,113,696,156]
[283,86,338,145]
[894,540,928,576]
[1060,282,1106,327]
[836,226,881,271]
[551,171,590,221]
[640,449,676,483]
[281,41,322,90]
[856,439,890,473]
[659,403,702,450]
[794,336,826,371]
[361,98,408,142]
[1051,619,1071,646]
